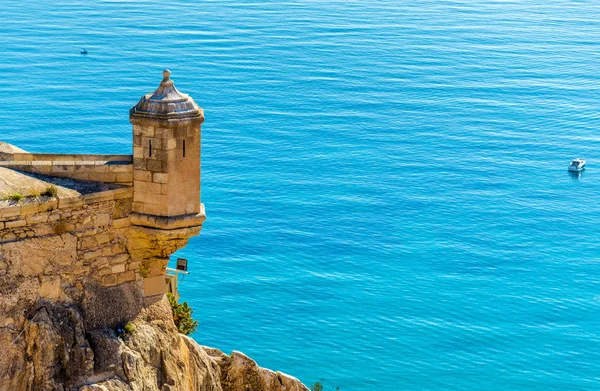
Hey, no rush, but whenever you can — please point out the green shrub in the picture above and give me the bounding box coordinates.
[167,292,198,335]
[41,185,58,197]
[310,381,339,391]
[5,193,24,202]
[124,321,136,334]
[310,382,324,391]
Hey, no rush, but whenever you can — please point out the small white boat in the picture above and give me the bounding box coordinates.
[568,158,586,172]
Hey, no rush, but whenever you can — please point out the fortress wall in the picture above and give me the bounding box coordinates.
[0,160,134,185]
[0,180,200,326]
[0,187,141,325]
[11,153,132,162]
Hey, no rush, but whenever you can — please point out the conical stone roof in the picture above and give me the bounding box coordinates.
[130,70,204,125]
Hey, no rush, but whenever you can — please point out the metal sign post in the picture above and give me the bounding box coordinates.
[166,258,190,300]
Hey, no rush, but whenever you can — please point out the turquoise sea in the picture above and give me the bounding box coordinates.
[2,1,600,389]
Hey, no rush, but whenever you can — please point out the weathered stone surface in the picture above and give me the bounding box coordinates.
[83,298,309,391]
[79,379,133,391]
[0,296,309,391]
[39,275,61,299]
[87,328,124,374]
[0,301,94,391]
[125,225,198,268]
[205,348,309,391]
[82,281,144,330]
[143,274,167,296]
[1,233,77,276]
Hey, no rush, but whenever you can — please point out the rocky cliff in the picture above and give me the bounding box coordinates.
[1,296,308,391]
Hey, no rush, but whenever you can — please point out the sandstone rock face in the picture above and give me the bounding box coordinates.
[204,348,309,391]
[0,297,309,391]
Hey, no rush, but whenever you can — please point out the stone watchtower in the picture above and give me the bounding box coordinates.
[129,70,205,229]
[128,70,206,297]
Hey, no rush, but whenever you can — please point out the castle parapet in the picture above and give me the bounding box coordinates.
[0,154,133,185]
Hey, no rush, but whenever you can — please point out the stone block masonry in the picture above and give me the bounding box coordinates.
[0,188,138,298]
[0,154,134,185]
[132,124,201,217]
[0,69,205,326]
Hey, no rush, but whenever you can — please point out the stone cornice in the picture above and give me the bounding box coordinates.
[129,206,206,230]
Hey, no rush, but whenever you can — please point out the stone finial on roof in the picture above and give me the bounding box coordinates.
[129,70,204,125]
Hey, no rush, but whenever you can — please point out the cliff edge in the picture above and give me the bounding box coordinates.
[1,296,307,391]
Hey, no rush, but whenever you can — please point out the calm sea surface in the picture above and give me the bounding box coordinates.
[2,1,600,389]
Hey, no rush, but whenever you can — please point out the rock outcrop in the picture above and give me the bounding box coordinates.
[1,296,308,391]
